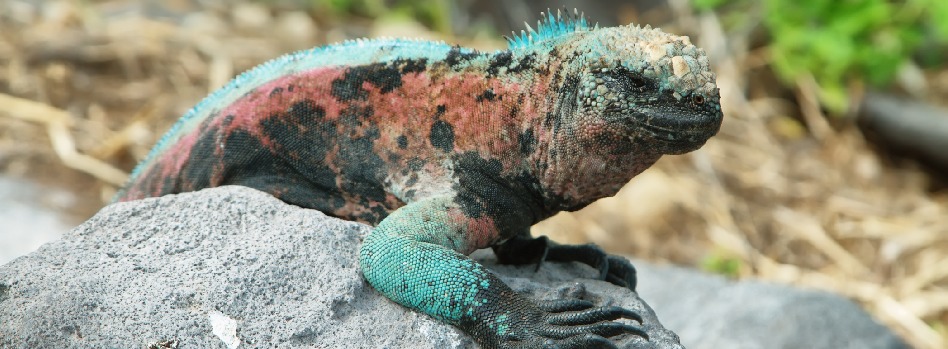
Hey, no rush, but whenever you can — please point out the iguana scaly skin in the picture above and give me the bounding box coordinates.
[115,10,722,349]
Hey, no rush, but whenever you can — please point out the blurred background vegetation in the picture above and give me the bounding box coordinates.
[300,0,948,113]
[696,0,948,112]
[2,0,948,347]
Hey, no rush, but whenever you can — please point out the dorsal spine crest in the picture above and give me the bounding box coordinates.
[505,8,589,49]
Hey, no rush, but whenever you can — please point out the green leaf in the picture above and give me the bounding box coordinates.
[700,251,743,278]
[815,80,848,114]
[928,0,948,40]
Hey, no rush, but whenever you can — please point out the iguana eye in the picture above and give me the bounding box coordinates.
[613,70,648,92]
[626,75,647,89]
[693,95,705,105]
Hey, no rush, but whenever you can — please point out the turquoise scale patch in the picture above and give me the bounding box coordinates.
[506,8,590,50]
[360,199,496,324]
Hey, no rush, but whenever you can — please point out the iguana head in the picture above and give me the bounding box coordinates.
[509,10,723,208]
[567,24,722,156]
[509,10,722,157]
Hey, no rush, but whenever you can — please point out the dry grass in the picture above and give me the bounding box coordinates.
[1,1,946,348]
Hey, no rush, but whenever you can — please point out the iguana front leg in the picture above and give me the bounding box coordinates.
[494,232,639,290]
[360,197,647,348]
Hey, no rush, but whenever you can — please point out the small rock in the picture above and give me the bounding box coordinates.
[276,11,318,47]
[180,11,228,37]
[232,2,271,31]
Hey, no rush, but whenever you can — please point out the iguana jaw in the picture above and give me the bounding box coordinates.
[624,107,722,155]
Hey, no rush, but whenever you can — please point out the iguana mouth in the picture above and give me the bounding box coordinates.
[626,111,721,147]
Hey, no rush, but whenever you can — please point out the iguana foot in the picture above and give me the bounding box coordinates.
[475,297,648,349]
[493,234,638,291]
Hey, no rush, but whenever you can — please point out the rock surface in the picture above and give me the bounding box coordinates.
[0,185,908,349]
[635,263,910,349]
[0,186,680,349]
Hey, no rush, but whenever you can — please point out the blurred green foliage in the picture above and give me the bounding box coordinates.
[700,251,742,278]
[694,0,948,113]
[310,0,452,34]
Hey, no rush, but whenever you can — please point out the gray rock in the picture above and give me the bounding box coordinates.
[0,185,908,349]
[634,262,910,349]
[0,185,679,349]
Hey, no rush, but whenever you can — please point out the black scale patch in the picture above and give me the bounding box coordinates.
[475,89,497,102]
[445,47,482,68]
[331,63,404,101]
[429,120,455,152]
[256,98,392,224]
